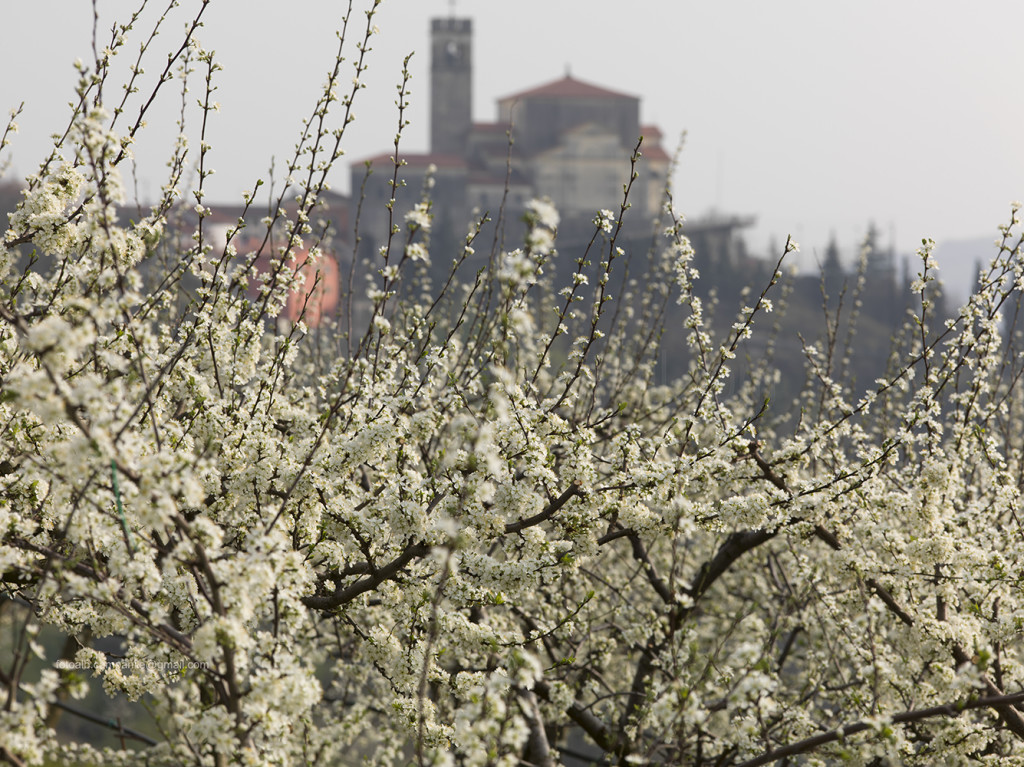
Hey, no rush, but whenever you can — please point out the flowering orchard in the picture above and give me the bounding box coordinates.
[3,3,1024,766]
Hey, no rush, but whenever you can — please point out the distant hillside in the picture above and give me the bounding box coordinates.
[932,235,1001,306]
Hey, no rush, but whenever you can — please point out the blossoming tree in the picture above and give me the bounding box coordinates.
[2,2,1024,766]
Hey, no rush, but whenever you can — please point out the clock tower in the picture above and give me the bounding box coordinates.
[430,17,472,155]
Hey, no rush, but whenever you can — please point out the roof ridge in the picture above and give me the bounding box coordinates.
[498,74,637,103]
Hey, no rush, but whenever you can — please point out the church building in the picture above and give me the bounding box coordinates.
[353,16,674,251]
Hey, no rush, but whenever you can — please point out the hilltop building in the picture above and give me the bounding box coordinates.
[353,16,753,267]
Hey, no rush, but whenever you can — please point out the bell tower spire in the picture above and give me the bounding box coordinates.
[430,16,472,155]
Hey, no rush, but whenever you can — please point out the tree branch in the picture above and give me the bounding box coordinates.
[627,531,674,606]
[302,540,431,610]
[518,688,555,767]
[50,699,157,746]
[687,529,777,603]
[737,691,1024,767]
[534,679,622,758]
[505,481,582,534]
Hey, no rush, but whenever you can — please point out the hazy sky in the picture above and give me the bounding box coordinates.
[2,1,1022,285]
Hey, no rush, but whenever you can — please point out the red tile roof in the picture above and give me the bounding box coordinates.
[498,75,636,103]
[642,145,671,162]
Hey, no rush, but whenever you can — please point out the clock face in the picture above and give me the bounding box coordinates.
[446,40,462,61]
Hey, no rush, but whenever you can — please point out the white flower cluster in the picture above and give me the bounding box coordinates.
[404,201,432,233]
[524,197,560,255]
[3,6,1024,766]
[593,208,615,235]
